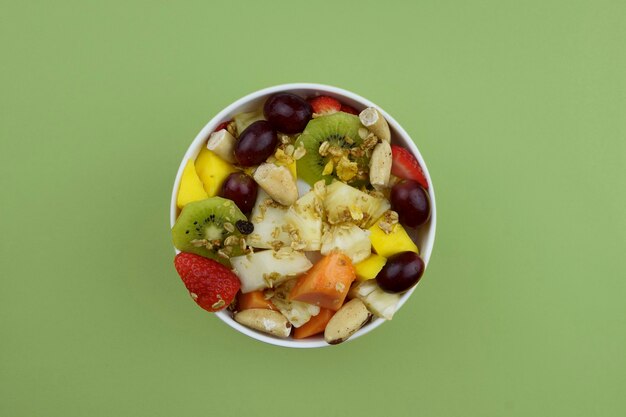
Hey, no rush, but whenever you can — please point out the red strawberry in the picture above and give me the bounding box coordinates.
[214,121,230,132]
[340,104,359,115]
[390,145,429,189]
[174,253,240,312]
[308,96,341,115]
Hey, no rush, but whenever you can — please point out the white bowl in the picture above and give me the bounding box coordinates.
[170,83,437,348]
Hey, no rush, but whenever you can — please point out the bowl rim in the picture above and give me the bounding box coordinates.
[170,83,437,348]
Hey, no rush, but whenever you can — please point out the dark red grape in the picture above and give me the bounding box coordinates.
[390,180,431,228]
[219,172,258,214]
[376,252,425,293]
[264,93,312,133]
[235,121,278,167]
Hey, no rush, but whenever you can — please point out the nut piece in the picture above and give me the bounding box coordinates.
[369,140,392,189]
[359,107,390,142]
[206,129,237,163]
[234,308,292,338]
[253,163,299,206]
[324,299,372,344]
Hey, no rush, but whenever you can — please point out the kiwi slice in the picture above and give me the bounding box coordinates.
[172,197,247,265]
[295,112,366,186]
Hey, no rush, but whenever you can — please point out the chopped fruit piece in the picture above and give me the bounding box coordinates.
[207,129,237,163]
[359,107,390,142]
[284,191,323,251]
[247,190,292,249]
[324,181,390,228]
[195,147,238,196]
[340,104,358,115]
[354,254,387,281]
[270,279,320,328]
[390,180,431,228]
[219,172,258,214]
[289,252,356,311]
[235,121,278,167]
[177,159,208,209]
[233,110,265,136]
[253,163,298,206]
[238,291,277,311]
[308,96,341,115]
[390,145,429,189]
[376,251,425,293]
[369,140,392,190]
[293,308,335,339]
[294,112,364,186]
[320,224,371,264]
[174,252,240,312]
[171,197,246,264]
[230,249,312,293]
[264,93,313,134]
[368,213,418,257]
[348,280,400,320]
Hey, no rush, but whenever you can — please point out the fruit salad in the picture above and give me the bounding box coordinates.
[172,92,431,344]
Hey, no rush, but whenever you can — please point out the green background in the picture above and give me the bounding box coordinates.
[1,1,625,416]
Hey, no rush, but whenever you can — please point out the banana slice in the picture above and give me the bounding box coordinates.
[359,107,390,142]
[253,163,298,206]
[369,140,392,189]
[206,129,237,163]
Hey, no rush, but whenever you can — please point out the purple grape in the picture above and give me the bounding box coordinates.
[390,180,431,228]
[219,172,258,214]
[376,252,425,293]
[264,93,312,133]
[234,120,278,167]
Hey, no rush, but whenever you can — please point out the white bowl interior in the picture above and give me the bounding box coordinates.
[170,83,437,348]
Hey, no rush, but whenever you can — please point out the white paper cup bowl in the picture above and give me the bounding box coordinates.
[170,83,437,348]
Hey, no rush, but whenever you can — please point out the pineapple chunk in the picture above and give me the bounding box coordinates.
[177,159,208,209]
[368,215,418,258]
[230,249,313,293]
[284,191,323,251]
[233,110,264,135]
[195,147,237,196]
[320,223,371,264]
[247,190,292,249]
[324,181,390,228]
[349,280,400,320]
[354,254,387,281]
[269,279,320,328]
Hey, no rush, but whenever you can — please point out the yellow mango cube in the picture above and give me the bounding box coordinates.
[195,147,238,196]
[368,220,418,258]
[177,159,208,209]
[354,254,387,281]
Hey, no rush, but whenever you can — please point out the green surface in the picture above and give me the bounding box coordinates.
[1,1,625,416]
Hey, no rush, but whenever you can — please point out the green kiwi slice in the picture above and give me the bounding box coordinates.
[295,112,367,186]
[172,197,247,265]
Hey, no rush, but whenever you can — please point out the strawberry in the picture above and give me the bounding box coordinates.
[340,104,359,115]
[390,145,429,189]
[214,121,230,133]
[174,252,240,312]
[308,96,341,115]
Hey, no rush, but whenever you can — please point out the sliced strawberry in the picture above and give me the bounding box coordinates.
[214,121,230,133]
[340,104,359,115]
[308,96,341,115]
[390,145,429,189]
[174,252,240,312]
